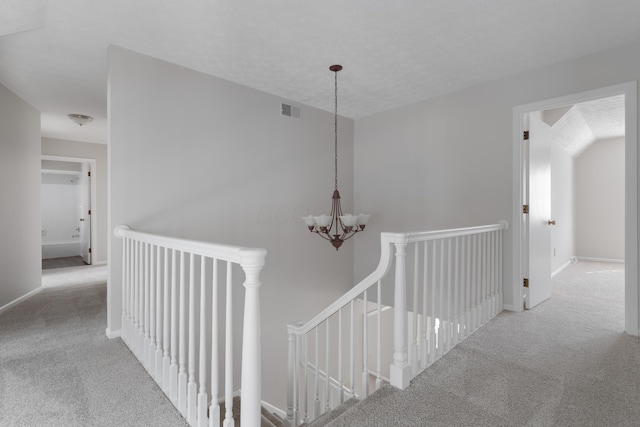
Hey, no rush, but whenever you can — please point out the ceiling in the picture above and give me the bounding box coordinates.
[548,95,626,157]
[2,1,640,145]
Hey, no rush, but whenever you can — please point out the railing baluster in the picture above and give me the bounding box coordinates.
[178,251,187,415]
[338,307,344,402]
[163,247,171,393]
[376,280,382,390]
[430,240,436,364]
[149,244,156,376]
[156,246,163,382]
[122,237,128,344]
[446,238,452,352]
[349,300,354,400]
[438,239,444,357]
[188,253,197,423]
[144,242,150,367]
[170,249,178,403]
[223,261,233,427]
[209,259,220,427]
[412,243,419,375]
[362,290,369,398]
[421,240,429,368]
[453,236,460,346]
[303,334,309,423]
[314,327,320,419]
[325,319,331,411]
[198,256,208,427]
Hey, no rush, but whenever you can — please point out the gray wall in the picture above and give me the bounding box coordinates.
[0,83,41,309]
[575,137,625,260]
[108,47,354,408]
[354,41,640,309]
[42,138,108,264]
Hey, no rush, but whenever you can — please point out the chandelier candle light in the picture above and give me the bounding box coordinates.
[303,65,370,250]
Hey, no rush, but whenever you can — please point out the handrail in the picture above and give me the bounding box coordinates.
[114,225,266,267]
[287,221,509,336]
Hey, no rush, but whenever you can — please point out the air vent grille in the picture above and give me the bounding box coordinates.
[281,102,301,119]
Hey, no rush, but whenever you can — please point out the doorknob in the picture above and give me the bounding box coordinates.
[548,220,556,225]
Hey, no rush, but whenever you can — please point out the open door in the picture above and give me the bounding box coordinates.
[79,163,92,264]
[525,115,553,309]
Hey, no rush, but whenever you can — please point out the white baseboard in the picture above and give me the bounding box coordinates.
[502,304,515,312]
[105,328,121,339]
[261,400,286,419]
[93,261,108,266]
[576,256,624,264]
[0,286,42,314]
[551,260,572,278]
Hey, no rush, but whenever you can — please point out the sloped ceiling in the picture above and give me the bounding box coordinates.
[550,95,625,157]
[2,1,640,144]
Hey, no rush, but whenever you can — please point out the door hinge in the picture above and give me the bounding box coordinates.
[88,209,91,215]
[88,171,91,177]
[523,204,529,214]
[88,248,92,254]
[523,278,529,288]
[523,130,530,140]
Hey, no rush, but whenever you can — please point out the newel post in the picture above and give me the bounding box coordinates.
[390,235,411,389]
[240,248,267,427]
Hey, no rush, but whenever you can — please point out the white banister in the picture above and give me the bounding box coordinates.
[285,221,508,424]
[114,225,266,427]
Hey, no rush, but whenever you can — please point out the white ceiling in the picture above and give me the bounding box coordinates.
[2,1,640,145]
[549,95,625,157]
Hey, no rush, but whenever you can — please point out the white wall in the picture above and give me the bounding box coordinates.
[575,137,625,260]
[551,139,575,272]
[108,47,354,409]
[41,172,81,244]
[0,83,41,309]
[354,41,640,309]
[42,138,108,264]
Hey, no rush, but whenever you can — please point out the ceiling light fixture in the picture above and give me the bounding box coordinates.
[68,114,93,126]
[303,65,370,250]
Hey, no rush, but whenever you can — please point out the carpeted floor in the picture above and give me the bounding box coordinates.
[0,282,189,427]
[319,261,640,426]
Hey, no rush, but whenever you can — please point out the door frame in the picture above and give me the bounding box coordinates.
[511,81,638,336]
[41,155,98,265]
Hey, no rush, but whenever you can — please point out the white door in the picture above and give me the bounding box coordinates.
[80,163,91,264]
[526,115,553,309]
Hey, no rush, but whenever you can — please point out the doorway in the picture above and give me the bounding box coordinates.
[512,82,638,336]
[41,155,97,268]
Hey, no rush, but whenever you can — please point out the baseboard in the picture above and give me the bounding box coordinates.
[576,256,624,264]
[93,261,107,266]
[105,328,121,339]
[502,304,515,312]
[261,400,286,419]
[551,260,572,278]
[0,286,43,314]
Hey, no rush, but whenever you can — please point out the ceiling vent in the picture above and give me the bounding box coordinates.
[281,102,301,119]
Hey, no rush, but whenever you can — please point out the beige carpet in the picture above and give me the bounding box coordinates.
[315,261,640,426]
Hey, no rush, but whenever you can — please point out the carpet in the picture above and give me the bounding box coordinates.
[0,283,189,427]
[317,261,640,426]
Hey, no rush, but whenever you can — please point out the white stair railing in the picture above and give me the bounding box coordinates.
[285,221,509,426]
[114,225,266,427]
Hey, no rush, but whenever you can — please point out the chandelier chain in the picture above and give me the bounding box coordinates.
[334,69,338,190]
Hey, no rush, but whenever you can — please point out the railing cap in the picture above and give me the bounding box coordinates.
[114,224,131,239]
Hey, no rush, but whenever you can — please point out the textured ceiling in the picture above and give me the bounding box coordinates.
[2,1,640,144]
[550,95,625,157]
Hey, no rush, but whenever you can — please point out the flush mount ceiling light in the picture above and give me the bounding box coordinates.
[303,65,370,250]
[68,113,93,126]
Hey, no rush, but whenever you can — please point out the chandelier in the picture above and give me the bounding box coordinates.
[303,65,370,250]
